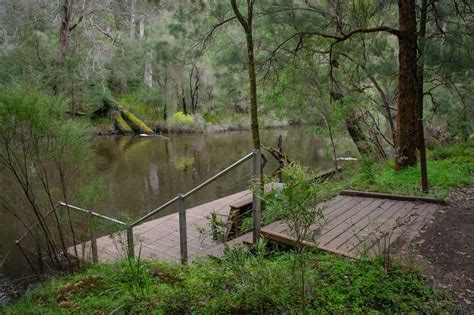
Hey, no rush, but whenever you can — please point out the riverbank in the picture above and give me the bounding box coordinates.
[5,141,472,313]
[92,112,297,136]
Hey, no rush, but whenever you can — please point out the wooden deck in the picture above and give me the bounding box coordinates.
[204,193,441,259]
[71,191,441,263]
[71,190,252,263]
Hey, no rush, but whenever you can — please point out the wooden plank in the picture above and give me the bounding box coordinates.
[325,199,398,250]
[317,196,369,223]
[229,195,253,210]
[319,198,385,247]
[319,197,378,235]
[261,229,308,248]
[347,201,420,256]
[379,203,437,252]
[340,190,447,204]
[316,195,351,216]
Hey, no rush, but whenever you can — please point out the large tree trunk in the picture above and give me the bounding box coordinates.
[396,0,418,170]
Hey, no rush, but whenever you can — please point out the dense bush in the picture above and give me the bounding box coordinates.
[7,249,453,314]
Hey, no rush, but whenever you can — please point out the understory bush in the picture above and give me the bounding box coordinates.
[7,249,453,314]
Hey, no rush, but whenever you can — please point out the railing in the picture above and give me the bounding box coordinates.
[16,149,263,265]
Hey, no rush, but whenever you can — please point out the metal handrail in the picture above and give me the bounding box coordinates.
[58,202,127,226]
[131,196,179,227]
[131,150,254,227]
[182,151,254,198]
[15,149,261,265]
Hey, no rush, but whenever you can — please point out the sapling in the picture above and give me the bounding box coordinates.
[258,163,325,314]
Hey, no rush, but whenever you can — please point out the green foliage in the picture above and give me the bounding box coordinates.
[203,112,226,123]
[170,111,194,124]
[258,164,324,244]
[163,111,203,133]
[7,251,453,314]
[119,87,163,123]
[350,150,473,198]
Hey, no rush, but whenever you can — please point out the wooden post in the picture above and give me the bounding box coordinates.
[90,229,98,263]
[35,240,44,274]
[252,149,262,243]
[178,194,188,264]
[127,227,135,259]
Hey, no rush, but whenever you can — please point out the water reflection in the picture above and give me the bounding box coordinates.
[0,125,356,277]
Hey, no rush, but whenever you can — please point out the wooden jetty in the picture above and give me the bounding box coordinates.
[71,190,253,263]
[72,189,442,263]
[202,191,442,259]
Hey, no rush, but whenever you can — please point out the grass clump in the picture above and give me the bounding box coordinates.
[348,141,473,198]
[7,249,453,314]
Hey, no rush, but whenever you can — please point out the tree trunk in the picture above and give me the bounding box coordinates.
[230,0,260,150]
[245,30,260,149]
[120,109,154,134]
[395,0,418,170]
[139,18,145,38]
[417,0,429,191]
[181,85,187,115]
[163,98,168,121]
[129,0,135,40]
[112,111,133,134]
[345,116,373,157]
[58,0,72,67]
[144,51,153,88]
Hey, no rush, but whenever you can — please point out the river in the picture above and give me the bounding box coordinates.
[0,125,355,290]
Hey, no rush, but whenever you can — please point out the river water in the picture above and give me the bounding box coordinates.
[0,126,355,286]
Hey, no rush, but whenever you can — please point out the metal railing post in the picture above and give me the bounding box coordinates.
[252,149,262,243]
[178,194,188,264]
[127,227,135,259]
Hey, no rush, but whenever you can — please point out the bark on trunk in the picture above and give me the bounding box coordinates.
[181,84,188,115]
[246,30,261,149]
[396,0,418,170]
[417,0,429,191]
[230,0,260,150]
[345,116,373,157]
[58,0,72,67]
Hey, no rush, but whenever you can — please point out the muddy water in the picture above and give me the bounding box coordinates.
[0,126,356,280]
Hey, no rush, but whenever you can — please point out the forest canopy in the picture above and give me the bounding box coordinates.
[0,0,472,168]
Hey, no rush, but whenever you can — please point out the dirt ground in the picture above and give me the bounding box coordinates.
[398,186,474,313]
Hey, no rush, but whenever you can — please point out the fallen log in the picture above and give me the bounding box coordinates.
[112,110,133,135]
[120,109,154,135]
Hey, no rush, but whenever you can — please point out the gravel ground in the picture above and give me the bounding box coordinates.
[399,186,474,313]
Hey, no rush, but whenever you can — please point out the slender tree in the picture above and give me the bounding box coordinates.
[230,0,261,149]
[417,0,429,191]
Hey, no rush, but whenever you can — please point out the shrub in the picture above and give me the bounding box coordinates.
[170,111,194,124]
